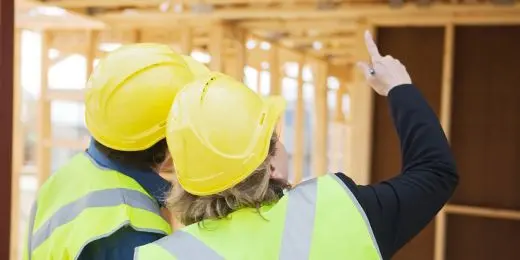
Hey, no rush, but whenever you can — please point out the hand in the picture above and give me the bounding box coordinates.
[357,31,412,96]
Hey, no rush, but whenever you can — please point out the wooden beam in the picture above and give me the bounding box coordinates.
[269,45,281,95]
[312,61,329,176]
[251,34,327,64]
[50,0,342,8]
[36,31,53,186]
[231,27,246,82]
[44,0,163,8]
[370,12,520,26]
[133,29,142,43]
[445,204,520,221]
[16,0,106,30]
[180,27,193,55]
[334,87,346,123]
[256,69,262,94]
[292,57,305,184]
[10,28,22,260]
[434,23,455,260]
[239,20,357,32]
[94,4,520,21]
[346,22,375,185]
[283,35,355,45]
[209,23,225,71]
[86,30,99,76]
[269,45,283,139]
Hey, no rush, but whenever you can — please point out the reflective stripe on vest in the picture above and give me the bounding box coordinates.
[25,153,171,260]
[28,188,162,253]
[141,175,382,259]
[26,202,38,260]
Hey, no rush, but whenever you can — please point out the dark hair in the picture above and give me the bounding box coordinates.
[92,139,168,170]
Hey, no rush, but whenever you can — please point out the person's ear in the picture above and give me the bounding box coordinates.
[269,141,289,181]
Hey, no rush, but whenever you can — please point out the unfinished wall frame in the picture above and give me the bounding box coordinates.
[361,17,520,260]
[16,2,520,259]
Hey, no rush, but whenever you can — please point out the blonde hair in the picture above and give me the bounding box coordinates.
[167,134,291,226]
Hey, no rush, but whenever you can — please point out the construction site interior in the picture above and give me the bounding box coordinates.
[9,0,520,259]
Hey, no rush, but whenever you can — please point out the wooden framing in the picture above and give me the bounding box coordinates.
[10,28,23,260]
[292,57,305,184]
[312,61,328,176]
[346,22,375,185]
[35,31,53,186]
[13,1,520,259]
[434,23,454,260]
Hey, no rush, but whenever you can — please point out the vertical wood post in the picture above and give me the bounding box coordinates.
[312,61,328,176]
[292,56,305,184]
[10,28,22,260]
[209,23,225,72]
[36,31,52,186]
[347,22,375,185]
[434,23,455,260]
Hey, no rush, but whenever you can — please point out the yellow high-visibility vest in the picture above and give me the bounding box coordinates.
[135,174,381,260]
[23,153,172,260]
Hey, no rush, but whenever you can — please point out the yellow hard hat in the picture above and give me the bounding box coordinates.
[85,43,210,151]
[181,55,210,77]
[166,73,286,196]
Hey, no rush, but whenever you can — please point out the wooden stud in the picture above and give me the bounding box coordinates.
[292,56,305,184]
[86,30,99,77]
[233,28,246,82]
[346,22,375,185]
[334,80,346,123]
[312,61,328,176]
[434,23,455,260]
[36,31,53,186]
[269,44,284,140]
[269,45,281,95]
[209,23,225,72]
[10,28,23,260]
[180,27,193,55]
[256,69,262,94]
[133,29,142,43]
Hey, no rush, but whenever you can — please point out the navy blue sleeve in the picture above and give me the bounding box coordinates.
[78,226,165,260]
[335,84,458,260]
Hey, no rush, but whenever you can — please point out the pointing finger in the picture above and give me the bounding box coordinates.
[364,31,382,61]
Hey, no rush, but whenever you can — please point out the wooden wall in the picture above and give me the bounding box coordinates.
[447,26,520,260]
[370,25,520,260]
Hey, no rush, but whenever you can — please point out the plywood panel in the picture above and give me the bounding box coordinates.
[371,27,444,260]
[446,214,520,260]
[450,26,520,210]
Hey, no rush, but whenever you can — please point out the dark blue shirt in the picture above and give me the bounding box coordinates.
[78,142,172,260]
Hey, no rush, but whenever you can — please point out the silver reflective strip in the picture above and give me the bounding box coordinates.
[155,230,224,260]
[31,188,164,252]
[27,201,38,260]
[279,178,318,260]
[330,174,383,259]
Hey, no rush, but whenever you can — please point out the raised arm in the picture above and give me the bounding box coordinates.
[338,31,459,259]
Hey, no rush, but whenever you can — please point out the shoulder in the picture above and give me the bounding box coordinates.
[79,226,166,260]
[290,173,361,201]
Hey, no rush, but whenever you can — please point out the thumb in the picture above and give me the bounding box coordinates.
[356,62,372,79]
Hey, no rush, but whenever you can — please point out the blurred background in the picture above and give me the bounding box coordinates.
[9,0,520,259]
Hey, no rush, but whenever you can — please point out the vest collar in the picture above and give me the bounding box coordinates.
[86,140,171,207]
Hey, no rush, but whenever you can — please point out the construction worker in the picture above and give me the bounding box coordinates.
[135,32,458,260]
[24,43,210,260]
